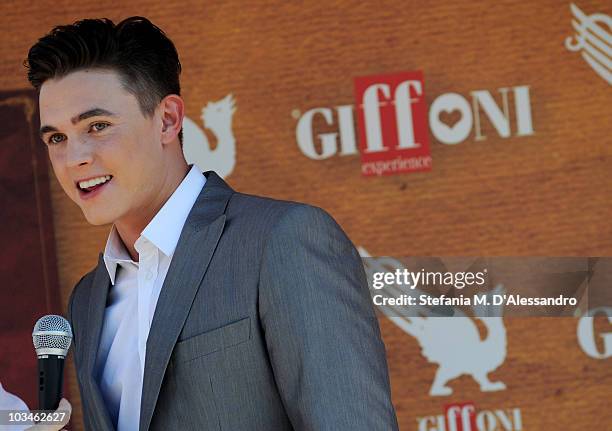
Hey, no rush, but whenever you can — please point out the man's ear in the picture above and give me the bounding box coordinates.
[159,94,184,145]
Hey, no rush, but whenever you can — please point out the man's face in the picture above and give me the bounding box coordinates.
[39,69,166,226]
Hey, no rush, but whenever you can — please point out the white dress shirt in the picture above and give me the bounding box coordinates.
[95,166,206,431]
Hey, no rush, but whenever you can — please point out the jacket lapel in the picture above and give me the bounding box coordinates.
[139,171,233,431]
[81,254,114,431]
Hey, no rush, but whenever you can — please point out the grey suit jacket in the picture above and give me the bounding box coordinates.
[67,171,399,431]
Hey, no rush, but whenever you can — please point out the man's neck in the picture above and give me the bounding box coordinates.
[115,162,190,262]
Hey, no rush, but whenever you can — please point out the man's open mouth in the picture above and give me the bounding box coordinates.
[77,175,113,194]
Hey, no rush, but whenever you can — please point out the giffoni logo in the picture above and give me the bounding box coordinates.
[359,250,508,397]
[565,3,612,85]
[293,72,534,176]
[182,94,237,179]
[417,402,523,431]
[577,307,612,359]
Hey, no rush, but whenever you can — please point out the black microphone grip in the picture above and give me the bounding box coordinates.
[37,355,65,411]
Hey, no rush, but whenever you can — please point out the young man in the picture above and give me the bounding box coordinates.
[26,17,398,431]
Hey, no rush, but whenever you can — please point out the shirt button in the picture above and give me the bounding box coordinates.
[146,272,154,281]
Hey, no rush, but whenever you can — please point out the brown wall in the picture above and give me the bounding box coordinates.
[1,1,610,429]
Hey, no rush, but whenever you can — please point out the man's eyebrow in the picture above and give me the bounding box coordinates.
[39,108,117,139]
[39,125,58,139]
[70,108,116,124]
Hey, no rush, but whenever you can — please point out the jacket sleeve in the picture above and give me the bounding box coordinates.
[66,272,93,364]
[258,204,399,431]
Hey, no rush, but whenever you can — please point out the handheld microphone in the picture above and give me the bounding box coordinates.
[32,315,72,411]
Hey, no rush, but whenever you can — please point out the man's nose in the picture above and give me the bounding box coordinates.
[65,138,94,167]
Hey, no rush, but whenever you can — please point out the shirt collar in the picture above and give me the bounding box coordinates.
[103,165,206,284]
[103,225,133,285]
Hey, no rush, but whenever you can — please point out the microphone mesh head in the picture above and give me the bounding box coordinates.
[32,315,72,356]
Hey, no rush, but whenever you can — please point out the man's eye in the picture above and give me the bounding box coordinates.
[90,122,109,132]
[48,134,66,145]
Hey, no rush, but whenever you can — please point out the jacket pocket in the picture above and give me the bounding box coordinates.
[173,317,251,364]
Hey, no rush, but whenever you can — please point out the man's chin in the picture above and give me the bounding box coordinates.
[81,209,116,226]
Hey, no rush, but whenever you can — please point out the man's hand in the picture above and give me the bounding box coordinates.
[25,398,71,431]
